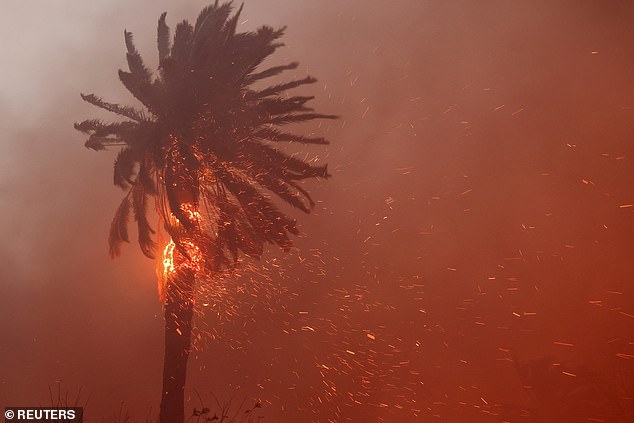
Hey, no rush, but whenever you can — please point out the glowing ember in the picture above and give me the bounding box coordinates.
[167,202,202,227]
[180,203,202,224]
[181,240,204,271]
[161,238,204,276]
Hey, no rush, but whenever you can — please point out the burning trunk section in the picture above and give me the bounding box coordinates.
[159,153,201,423]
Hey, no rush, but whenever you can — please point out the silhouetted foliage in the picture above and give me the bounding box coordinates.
[76,1,336,269]
[191,391,264,423]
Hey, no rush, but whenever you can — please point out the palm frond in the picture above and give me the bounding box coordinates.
[118,70,158,114]
[124,30,152,82]
[237,140,330,180]
[193,1,222,33]
[214,194,264,263]
[225,26,285,83]
[254,96,315,116]
[171,21,194,66]
[216,166,298,250]
[222,3,243,40]
[157,12,171,63]
[253,128,329,145]
[79,94,146,121]
[191,3,232,69]
[251,172,312,213]
[74,119,138,138]
[245,62,298,84]
[113,148,139,189]
[84,134,125,151]
[138,159,157,195]
[250,76,317,98]
[266,112,338,126]
[108,196,132,258]
[74,119,104,134]
[132,182,156,259]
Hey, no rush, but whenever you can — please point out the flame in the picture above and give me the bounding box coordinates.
[162,239,176,277]
[158,238,204,301]
[158,239,175,300]
[161,239,204,274]
[157,203,205,301]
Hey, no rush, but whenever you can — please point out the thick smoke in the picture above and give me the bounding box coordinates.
[1,1,633,421]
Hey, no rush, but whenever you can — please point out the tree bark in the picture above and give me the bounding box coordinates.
[159,266,195,423]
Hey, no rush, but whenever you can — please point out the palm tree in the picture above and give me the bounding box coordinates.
[75,3,335,423]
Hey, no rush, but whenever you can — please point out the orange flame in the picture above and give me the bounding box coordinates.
[157,203,204,301]
[161,239,204,274]
[158,238,204,301]
[162,239,176,277]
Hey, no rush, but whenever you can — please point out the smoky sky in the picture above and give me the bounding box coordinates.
[1,1,634,422]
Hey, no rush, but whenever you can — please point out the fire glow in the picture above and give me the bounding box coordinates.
[158,236,204,302]
[180,203,202,224]
[161,202,204,280]
[162,239,176,278]
[161,239,204,276]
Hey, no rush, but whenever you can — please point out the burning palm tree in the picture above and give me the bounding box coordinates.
[75,3,335,422]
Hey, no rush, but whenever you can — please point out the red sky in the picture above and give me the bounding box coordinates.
[1,1,633,421]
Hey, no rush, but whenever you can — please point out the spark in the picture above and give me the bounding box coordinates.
[511,108,524,116]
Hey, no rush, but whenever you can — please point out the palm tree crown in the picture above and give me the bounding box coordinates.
[75,1,335,277]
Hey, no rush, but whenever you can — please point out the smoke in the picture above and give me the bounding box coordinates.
[1,1,634,421]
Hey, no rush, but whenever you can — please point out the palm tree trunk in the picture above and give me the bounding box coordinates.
[159,267,195,423]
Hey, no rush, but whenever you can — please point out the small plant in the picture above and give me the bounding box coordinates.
[189,391,264,423]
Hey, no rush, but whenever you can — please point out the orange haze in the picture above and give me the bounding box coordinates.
[1,1,634,421]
